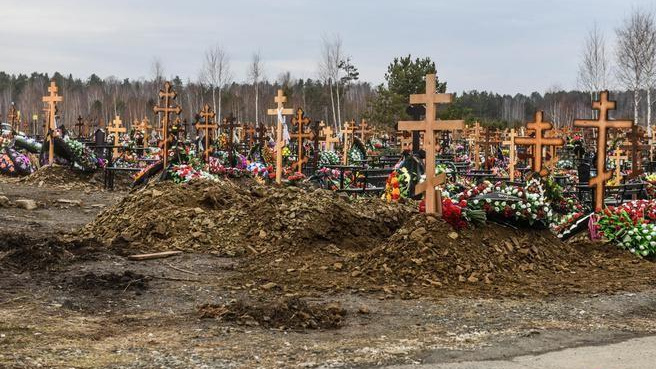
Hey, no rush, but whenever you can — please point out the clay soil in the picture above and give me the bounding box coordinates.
[3,178,656,368]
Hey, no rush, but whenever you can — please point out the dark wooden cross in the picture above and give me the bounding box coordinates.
[42,80,63,164]
[574,91,633,212]
[398,73,464,215]
[514,111,564,177]
[75,115,85,138]
[196,104,217,162]
[469,122,483,169]
[153,81,182,167]
[244,123,257,147]
[7,104,18,132]
[256,122,268,147]
[623,125,648,179]
[290,108,314,172]
[220,113,238,165]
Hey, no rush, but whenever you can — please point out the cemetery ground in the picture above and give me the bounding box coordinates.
[2,175,656,368]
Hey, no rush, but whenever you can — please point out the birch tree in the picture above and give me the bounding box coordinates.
[578,23,611,114]
[319,34,343,131]
[202,44,232,119]
[248,51,264,123]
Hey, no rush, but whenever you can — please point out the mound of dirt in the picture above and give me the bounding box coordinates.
[19,165,100,189]
[198,297,346,330]
[70,271,148,291]
[81,180,415,256]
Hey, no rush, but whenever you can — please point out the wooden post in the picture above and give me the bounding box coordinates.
[513,111,564,177]
[502,128,518,181]
[290,108,313,172]
[153,81,182,168]
[42,80,63,165]
[574,91,633,212]
[266,89,294,184]
[196,104,217,162]
[398,73,464,215]
[107,115,126,158]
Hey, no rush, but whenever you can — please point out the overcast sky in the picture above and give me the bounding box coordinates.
[2,0,655,94]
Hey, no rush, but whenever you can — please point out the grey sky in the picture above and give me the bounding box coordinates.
[2,0,654,94]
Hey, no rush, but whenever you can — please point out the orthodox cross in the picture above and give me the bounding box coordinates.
[244,123,257,147]
[220,113,238,165]
[42,80,63,164]
[356,118,372,141]
[398,73,464,215]
[321,124,339,151]
[574,91,633,212]
[514,111,564,177]
[290,108,314,172]
[196,104,217,162]
[267,89,294,183]
[609,149,628,182]
[107,115,126,158]
[75,115,85,138]
[502,128,518,181]
[469,122,483,169]
[623,125,648,178]
[256,122,268,147]
[153,81,182,167]
[7,104,18,132]
[139,117,152,146]
[341,120,357,165]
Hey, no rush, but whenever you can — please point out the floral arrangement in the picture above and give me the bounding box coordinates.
[383,167,411,202]
[318,150,340,169]
[596,200,656,257]
[170,164,216,183]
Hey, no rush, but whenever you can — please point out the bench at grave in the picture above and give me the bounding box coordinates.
[340,167,396,195]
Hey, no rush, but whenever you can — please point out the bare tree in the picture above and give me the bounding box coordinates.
[578,23,611,111]
[616,9,656,127]
[642,17,656,135]
[151,57,165,85]
[248,51,264,123]
[201,44,232,119]
[319,34,343,131]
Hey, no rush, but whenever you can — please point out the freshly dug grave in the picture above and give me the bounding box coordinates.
[198,297,346,330]
[233,215,656,298]
[81,179,415,256]
[18,165,100,189]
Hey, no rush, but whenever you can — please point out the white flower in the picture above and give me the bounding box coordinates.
[518,191,523,197]
[494,207,500,212]
[511,204,516,209]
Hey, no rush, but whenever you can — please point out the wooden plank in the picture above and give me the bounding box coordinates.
[128,251,182,261]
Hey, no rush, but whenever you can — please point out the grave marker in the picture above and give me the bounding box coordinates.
[7,103,18,132]
[290,108,313,172]
[610,149,627,182]
[356,118,372,142]
[153,81,182,167]
[341,120,356,165]
[107,115,126,158]
[139,117,152,147]
[502,128,518,181]
[196,104,217,162]
[42,80,63,164]
[574,91,633,212]
[267,89,294,183]
[220,114,238,165]
[321,124,339,151]
[513,111,564,177]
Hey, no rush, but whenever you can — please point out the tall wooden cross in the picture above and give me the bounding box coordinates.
[220,114,239,165]
[196,104,217,162]
[42,80,63,164]
[356,118,372,141]
[267,89,294,183]
[623,125,648,179]
[290,108,313,172]
[514,111,564,177]
[139,117,152,147]
[469,122,483,169]
[341,120,357,165]
[502,128,518,181]
[244,123,256,147]
[610,149,627,182]
[153,81,182,167]
[398,73,464,215]
[107,115,126,158]
[7,104,18,132]
[574,91,633,212]
[75,115,85,138]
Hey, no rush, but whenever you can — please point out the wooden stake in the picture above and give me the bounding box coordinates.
[266,90,294,184]
[574,91,633,212]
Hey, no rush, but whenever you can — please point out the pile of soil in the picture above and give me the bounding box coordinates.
[198,297,346,330]
[69,271,148,291]
[81,180,415,256]
[18,165,100,189]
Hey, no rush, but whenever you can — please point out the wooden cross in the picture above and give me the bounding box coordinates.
[42,80,63,164]
[469,122,483,169]
[75,115,85,138]
[153,81,182,167]
[196,104,217,162]
[574,91,633,211]
[244,123,257,147]
[356,118,372,142]
[139,117,152,146]
[623,125,647,178]
[321,124,339,151]
[341,120,357,165]
[290,108,314,172]
[610,149,628,182]
[398,73,464,215]
[256,122,268,147]
[267,89,294,183]
[107,115,126,158]
[513,111,564,177]
[220,114,238,165]
[502,128,518,181]
[7,104,18,132]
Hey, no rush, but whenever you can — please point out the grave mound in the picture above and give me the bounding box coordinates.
[69,271,148,292]
[198,297,346,330]
[18,165,99,188]
[82,179,415,256]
